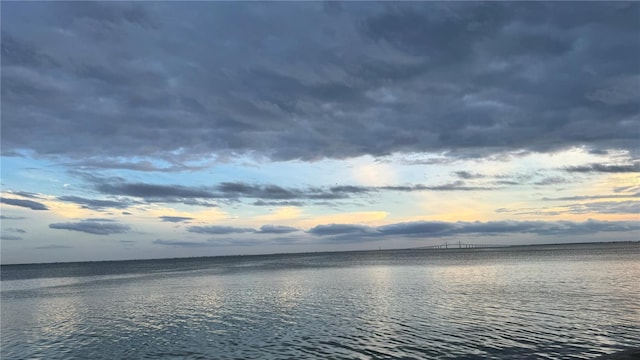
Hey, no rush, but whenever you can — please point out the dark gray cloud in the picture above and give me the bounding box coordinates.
[63,158,209,172]
[92,178,351,204]
[561,201,640,215]
[565,163,640,173]
[423,181,497,191]
[377,221,455,236]
[89,175,507,208]
[154,237,296,248]
[380,185,427,192]
[533,176,569,186]
[1,198,49,211]
[158,219,640,247]
[216,182,352,200]
[6,190,42,199]
[1,235,23,241]
[253,200,305,207]
[494,180,521,186]
[95,177,492,206]
[88,178,220,207]
[4,228,26,233]
[454,171,485,180]
[216,182,300,200]
[58,195,132,210]
[497,201,640,216]
[0,215,26,220]
[2,2,638,164]
[97,182,217,199]
[614,185,640,194]
[188,225,255,235]
[257,225,299,234]
[542,193,640,201]
[314,220,640,240]
[308,224,374,236]
[329,185,370,194]
[153,238,265,248]
[162,224,300,238]
[379,181,498,192]
[49,219,131,235]
[180,199,219,207]
[159,216,193,223]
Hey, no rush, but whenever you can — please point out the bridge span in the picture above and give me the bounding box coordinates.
[420,241,503,249]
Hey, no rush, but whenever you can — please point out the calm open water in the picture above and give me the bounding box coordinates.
[1,242,639,359]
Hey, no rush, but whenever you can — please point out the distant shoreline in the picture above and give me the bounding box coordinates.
[2,240,638,267]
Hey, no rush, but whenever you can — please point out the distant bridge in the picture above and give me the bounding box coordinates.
[419,241,505,249]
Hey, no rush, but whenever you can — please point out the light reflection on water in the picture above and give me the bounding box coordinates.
[1,243,639,359]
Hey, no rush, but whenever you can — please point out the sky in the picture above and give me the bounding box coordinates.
[1,2,639,264]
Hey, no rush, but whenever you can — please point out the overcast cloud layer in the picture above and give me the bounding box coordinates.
[1,2,639,264]
[2,2,638,163]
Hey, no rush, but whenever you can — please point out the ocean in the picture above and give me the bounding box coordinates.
[1,242,639,359]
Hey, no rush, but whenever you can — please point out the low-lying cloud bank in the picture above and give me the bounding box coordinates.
[1,198,49,211]
[309,219,640,238]
[49,219,131,235]
[152,219,639,247]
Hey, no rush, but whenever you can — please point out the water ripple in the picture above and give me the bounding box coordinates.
[2,244,639,359]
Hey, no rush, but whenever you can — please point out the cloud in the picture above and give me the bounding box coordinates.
[564,163,640,173]
[1,235,23,241]
[498,199,640,216]
[561,201,640,215]
[253,200,305,207]
[215,182,351,200]
[0,215,26,220]
[88,178,221,207]
[159,216,194,223]
[92,178,353,204]
[257,225,299,234]
[1,198,49,211]
[49,219,131,235]
[187,225,255,235]
[379,185,427,192]
[92,176,500,207]
[6,190,42,199]
[153,238,265,248]
[311,219,640,239]
[542,193,640,201]
[424,181,497,191]
[96,182,217,199]
[58,195,132,210]
[329,185,371,194]
[180,199,219,207]
[533,176,569,186]
[453,171,485,180]
[150,219,639,247]
[377,221,456,236]
[614,185,640,194]
[308,223,375,236]
[2,2,637,165]
[62,158,210,172]
[216,182,300,200]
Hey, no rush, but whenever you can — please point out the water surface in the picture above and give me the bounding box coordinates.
[2,242,639,359]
